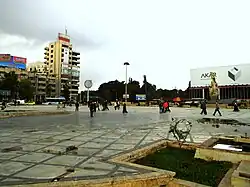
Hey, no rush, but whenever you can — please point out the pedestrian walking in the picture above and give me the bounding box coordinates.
[89,101,95,117]
[96,101,100,111]
[200,100,207,115]
[75,101,79,111]
[233,101,239,112]
[122,103,128,114]
[213,100,222,116]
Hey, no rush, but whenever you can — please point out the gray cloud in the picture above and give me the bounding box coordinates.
[0,0,103,48]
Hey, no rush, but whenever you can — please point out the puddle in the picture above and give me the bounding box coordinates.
[197,118,249,126]
[211,139,250,152]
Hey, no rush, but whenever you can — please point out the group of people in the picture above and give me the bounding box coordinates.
[87,99,127,117]
[158,100,171,113]
[200,99,240,116]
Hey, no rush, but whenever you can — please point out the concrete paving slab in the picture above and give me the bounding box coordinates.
[54,140,84,147]
[13,164,66,179]
[95,149,123,158]
[61,132,85,137]
[28,134,54,140]
[21,144,47,152]
[1,177,25,182]
[37,145,67,154]
[33,138,60,145]
[0,143,23,150]
[44,155,87,166]
[118,167,139,173]
[79,161,116,170]
[49,135,74,141]
[70,136,95,142]
[64,168,108,178]
[79,142,109,149]
[0,161,34,176]
[92,138,119,144]
[12,152,55,163]
[115,138,141,144]
[0,152,24,160]
[73,147,100,156]
[107,143,135,150]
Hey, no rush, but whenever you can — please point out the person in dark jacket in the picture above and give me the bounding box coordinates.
[200,100,207,115]
[89,101,95,117]
[233,101,239,112]
[213,100,222,116]
[75,101,79,111]
[122,103,128,114]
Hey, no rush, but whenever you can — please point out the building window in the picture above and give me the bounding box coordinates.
[62,49,64,52]
[50,70,53,73]
[61,54,64,57]
[50,55,53,58]
[50,60,53,63]
[51,45,54,48]
[51,50,53,53]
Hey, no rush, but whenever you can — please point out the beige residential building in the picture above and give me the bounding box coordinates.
[44,33,80,100]
[27,62,56,101]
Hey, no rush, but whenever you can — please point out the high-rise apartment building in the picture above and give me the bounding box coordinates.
[44,33,80,101]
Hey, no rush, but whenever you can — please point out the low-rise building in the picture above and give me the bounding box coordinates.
[27,62,56,102]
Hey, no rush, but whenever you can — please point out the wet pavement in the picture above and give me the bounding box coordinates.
[0,106,249,186]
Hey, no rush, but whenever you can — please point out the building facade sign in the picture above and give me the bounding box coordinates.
[190,64,250,87]
[0,54,11,62]
[13,56,27,64]
[61,47,69,75]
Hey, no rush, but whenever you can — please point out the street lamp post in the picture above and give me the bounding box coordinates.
[124,62,130,102]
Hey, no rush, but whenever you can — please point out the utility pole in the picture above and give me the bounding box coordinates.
[124,62,130,102]
[143,75,147,102]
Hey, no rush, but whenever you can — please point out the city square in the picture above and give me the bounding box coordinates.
[1,1,250,186]
[0,106,249,186]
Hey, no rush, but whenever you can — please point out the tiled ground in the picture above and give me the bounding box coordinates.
[0,106,249,186]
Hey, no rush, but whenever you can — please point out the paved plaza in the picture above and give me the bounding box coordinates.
[0,106,249,186]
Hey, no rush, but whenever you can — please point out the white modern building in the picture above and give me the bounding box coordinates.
[189,64,250,100]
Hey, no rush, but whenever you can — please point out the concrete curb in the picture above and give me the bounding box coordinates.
[0,111,72,119]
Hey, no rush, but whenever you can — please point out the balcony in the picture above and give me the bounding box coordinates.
[72,51,80,56]
[72,56,80,60]
[44,47,49,50]
[71,76,80,81]
[44,56,49,60]
[44,51,49,55]
[69,88,78,92]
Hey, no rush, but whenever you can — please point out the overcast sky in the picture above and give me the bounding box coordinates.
[1,0,250,91]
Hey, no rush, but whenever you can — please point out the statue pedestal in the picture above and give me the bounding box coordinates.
[210,96,218,103]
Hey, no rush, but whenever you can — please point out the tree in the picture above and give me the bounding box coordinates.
[127,78,141,102]
[45,84,53,97]
[1,71,19,99]
[98,80,125,101]
[141,76,157,101]
[19,79,34,101]
[62,84,70,102]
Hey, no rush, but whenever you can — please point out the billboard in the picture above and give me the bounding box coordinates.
[0,54,11,62]
[0,55,26,70]
[136,94,146,101]
[190,64,250,87]
[13,56,27,64]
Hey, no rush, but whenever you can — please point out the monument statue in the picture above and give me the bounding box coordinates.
[209,72,219,101]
